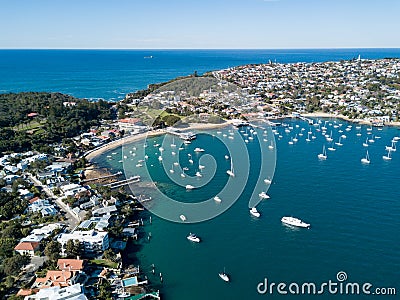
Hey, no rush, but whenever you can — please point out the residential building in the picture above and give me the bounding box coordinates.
[57,230,109,255]
[14,241,40,256]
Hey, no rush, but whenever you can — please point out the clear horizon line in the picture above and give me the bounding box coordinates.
[1,47,400,51]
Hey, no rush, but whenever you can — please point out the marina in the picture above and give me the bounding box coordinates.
[96,117,400,300]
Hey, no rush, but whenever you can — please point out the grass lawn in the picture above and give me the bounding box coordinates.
[90,259,118,269]
[13,120,45,132]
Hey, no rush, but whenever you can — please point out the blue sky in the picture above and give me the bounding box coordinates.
[1,0,399,49]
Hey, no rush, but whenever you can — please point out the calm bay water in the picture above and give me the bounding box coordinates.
[2,49,399,299]
[1,49,400,101]
[97,119,400,299]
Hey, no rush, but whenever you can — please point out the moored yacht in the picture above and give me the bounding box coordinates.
[361,150,370,164]
[219,271,230,282]
[214,196,222,203]
[281,216,310,228]
[318,145,327,160]
[250,207,260,217]
[187,233,200,243]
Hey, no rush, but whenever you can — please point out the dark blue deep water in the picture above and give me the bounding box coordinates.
[1,49,399,101]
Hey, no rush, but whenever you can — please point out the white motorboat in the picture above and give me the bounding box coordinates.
[194,147,205,152]
[226,169,235,177]
[180,214,187,222]
[259,192,270,199]
[281,216,310,228]
[250,207,260,217]
[187,233,200,243]
[214,196,222,203]
[264,178,272,184]
[186,184,195,190]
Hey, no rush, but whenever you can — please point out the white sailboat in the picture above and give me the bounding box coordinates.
[335,136,343,146]
[361,150,370,164]
[318,145,327,160]
[226,157,235,177]
[326,131,333,142]
[382,149,392,161]
[171,137,176,148]
[385,141,397,152]
[362,138,368,147]
[306,132,311,142]
[219,268,230,282]
[327,142,336,151]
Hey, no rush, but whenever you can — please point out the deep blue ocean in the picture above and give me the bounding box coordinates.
[1,49,400,101]
[2,49,399,299]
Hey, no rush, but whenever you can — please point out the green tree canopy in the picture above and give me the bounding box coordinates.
[44,240,62,261]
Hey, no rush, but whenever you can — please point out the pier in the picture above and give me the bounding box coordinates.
[105,176,141,189]
[297,114,314,125]
[165,128,197,140]
[81,171,122,183]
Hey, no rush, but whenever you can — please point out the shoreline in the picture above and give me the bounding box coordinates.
[85,121,230,162]
[301,112,400,127]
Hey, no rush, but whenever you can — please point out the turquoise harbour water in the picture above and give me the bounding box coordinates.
[96,119,400,299]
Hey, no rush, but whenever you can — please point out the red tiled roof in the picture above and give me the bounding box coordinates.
[29,196,40,204]
[57,259,84,271]
[118,118,141,124]
[14,241,40,251]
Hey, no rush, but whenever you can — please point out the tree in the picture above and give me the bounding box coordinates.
[162,115,181,126]
[2,254,30,276]
[44,240,61,261]
[0,237,17,258]
[65,239,82,258]
[103,249,116,262]
[97,279,112,300]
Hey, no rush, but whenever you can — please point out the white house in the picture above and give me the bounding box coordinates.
[57,230,109,255]
[23,283,87,300]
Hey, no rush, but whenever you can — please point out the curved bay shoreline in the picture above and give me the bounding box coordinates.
[85,122,230,162]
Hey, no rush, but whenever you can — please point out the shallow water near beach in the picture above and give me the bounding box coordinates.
[96,118,400,299]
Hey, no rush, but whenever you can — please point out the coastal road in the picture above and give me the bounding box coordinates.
[25,173,80,229]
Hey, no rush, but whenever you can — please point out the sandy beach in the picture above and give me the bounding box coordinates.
[85,121,230,161]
